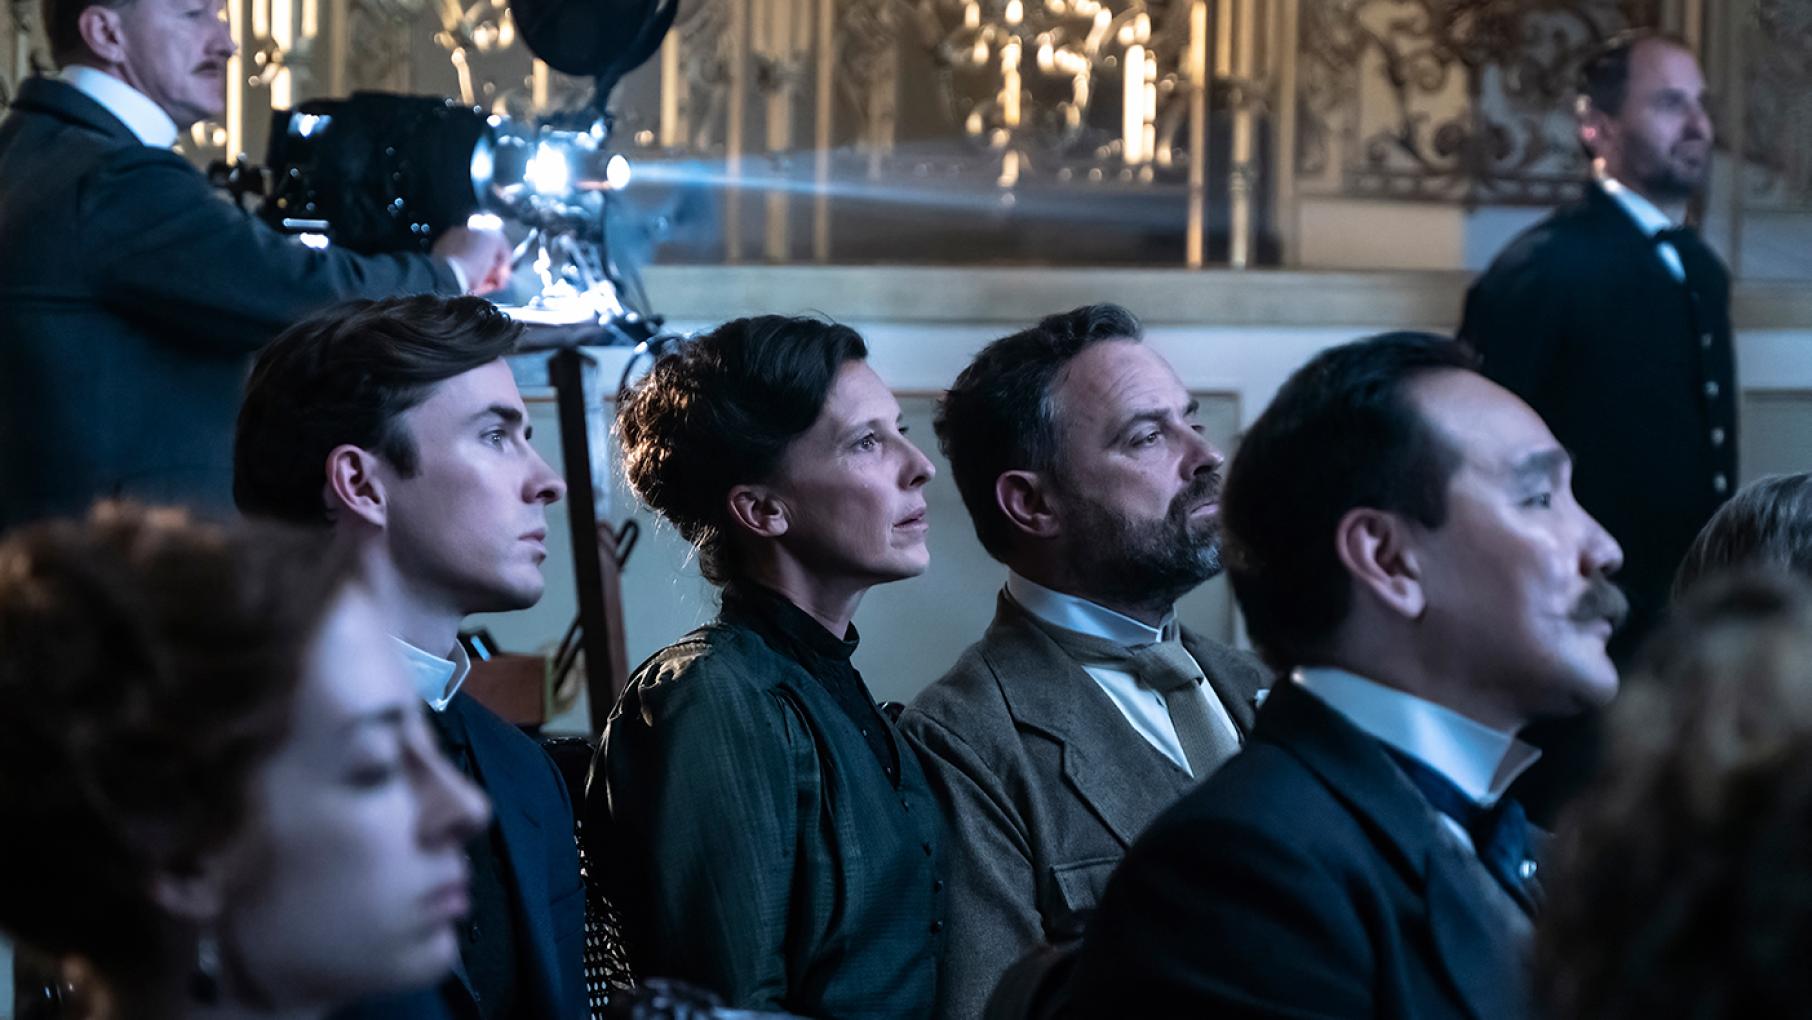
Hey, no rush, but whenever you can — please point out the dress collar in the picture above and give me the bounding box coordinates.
[392,636,472,713]
[721,582,859,665]
[1005,571,1174,647]
[56,65,179,148]
[1293,666,1540,806]
[1598,176,1681,236]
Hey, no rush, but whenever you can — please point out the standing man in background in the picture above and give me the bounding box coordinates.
[0,0,511,531]
[1460,30,1732,820]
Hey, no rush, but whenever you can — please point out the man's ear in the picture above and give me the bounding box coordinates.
[149,858,227,926]
[324,445,387,529]
[1576,99,1612,164]
[75,6,129,65]
[1334,507,1426,621]
[726,484,789,541]
[996,470,1060,540]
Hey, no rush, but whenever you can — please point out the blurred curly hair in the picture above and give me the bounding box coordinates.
[0,502,351,988]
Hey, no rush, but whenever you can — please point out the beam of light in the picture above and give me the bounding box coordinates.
[627,145,1206,230]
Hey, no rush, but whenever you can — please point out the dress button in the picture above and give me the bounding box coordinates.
[1704,380,1720,399]
[1711,427,1726,447]
[930,920,944,934]
[934,879,945,892]
[1701,332,1714,349]
[467,922,482,944]
[900,797,911,810]
[1518,859,1539,881]
[1714,473,1729,495]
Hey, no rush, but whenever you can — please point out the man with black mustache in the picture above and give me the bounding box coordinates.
[0,0,511,530]
[1061,332,1627,1019]
[899,304,1269,1019]
[1461,31,1730,821]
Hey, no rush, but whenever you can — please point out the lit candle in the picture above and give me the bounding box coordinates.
[1123,42,1146,163]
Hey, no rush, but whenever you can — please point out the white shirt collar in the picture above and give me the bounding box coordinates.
[1598,176,1680,236]
[1293,666,1539,806]
[392,636,471,713]
[57,65,180,148]
[1005,571,1172,646]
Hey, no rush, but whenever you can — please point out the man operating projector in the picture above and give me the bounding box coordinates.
[0,0,512,531]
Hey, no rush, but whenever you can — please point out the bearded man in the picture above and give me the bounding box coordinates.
[898,303,1269,1019]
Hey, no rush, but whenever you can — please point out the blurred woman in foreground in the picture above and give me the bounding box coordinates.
[1539,570,1812,1019]
[0,504,488,1019]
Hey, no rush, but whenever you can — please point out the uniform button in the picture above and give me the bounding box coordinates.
[1711,427,1726,447]
[1518,859,1539,881]
[1701,332,1714,349]
[922,841,933,856]
[930,920,944,934]
[934,879,945,893]
[466,922,482,944]
[1704,380,1720,399]
[900,797,911,810]
[1714,473,1729,495]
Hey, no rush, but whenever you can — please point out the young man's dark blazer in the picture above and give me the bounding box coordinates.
[333,692,588,1020]
[0,76,456,530]
[1059,680,1536,1020]
[899,591,1269,1020]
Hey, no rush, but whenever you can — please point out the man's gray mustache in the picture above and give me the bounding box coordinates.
[1571,577,1629,631]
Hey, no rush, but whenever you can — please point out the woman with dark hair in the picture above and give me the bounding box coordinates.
[1537,570,1812,1019]
[0,503,489,1019]
[588,315,945,1018]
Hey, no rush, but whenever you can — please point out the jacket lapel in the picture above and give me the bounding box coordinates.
[984,593,1196,847]
[1261,682,1523,1020]
[457,698,560,1014]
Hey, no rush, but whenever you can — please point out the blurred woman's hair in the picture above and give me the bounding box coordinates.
[0,502,350,996]
[1673,472,1812,600]
[1538,569,1812,1018]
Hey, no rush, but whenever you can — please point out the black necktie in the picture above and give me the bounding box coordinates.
[1382,747,1538,914]
[1653,225,1718,289]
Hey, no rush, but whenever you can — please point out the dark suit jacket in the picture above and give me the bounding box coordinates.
[590,612,946,1019]
[898,592,1269,1020]
[334,693,588,1020]
[1059,681,1535,1020]
[0,76,457,530]
[1460,184,1736,660]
